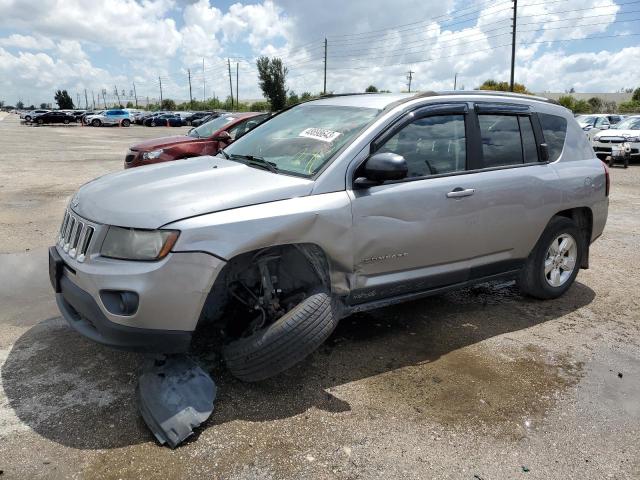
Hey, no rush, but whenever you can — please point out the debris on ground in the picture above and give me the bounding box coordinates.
[137,354,216,448]
[522,465,530,472]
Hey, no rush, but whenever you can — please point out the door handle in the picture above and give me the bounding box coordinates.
[446,188,475,198]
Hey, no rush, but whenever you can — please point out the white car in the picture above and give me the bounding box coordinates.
[576,114,624,142]
[592,115,640,161]
[20,109,50,122]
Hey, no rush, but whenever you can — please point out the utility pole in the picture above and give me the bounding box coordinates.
[159,76,163,106]
[91,90,96,110]
[510,0,518,92]
[76,93,80,108]
[236,62,239,108]
[84,89,89,109]
[203,58,206,102]
[406,70,414,93]
[188,69,193,107]
[227,58,234,110]
[102,89,107,109]
[454,73,458,90]
[114,85,121,107]
[323,38,328,94]
[132,82,138,108]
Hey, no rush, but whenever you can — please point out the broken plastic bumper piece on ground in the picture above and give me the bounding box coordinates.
[137,354,216,448]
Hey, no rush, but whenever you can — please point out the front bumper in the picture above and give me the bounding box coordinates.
[50,245,226,353]
[593,141,640,159]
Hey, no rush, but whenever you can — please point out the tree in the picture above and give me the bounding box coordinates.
[160,98,176,111]
[16,101,24,109]
[477,79,530,94]
[558,95,574,110]
[300,92,313,101]
[54,90,74,109]
[126,101,134,108]
[632,87,640,103]
[0,100,4,108]
[558,95,592,113]
[39,103,47,109]
[249,101,271,112]
[287,91,299,106]
[256,56,288,110]
[587,97,603,113]
[365,85,378,93]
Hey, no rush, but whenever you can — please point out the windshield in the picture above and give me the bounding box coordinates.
[188,115,236,138]
[575,115,597,126]
[612,117,640,130]
[222,104,380,177]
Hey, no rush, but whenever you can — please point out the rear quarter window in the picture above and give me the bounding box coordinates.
[539,113,567,162]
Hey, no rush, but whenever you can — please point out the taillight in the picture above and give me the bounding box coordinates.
[603,162,610,197]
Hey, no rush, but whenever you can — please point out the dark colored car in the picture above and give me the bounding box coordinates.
[144,114,184,127]
[34,111,77,125]
[191,112,225,127]
[185,111,213,125]
[125,112,269,168]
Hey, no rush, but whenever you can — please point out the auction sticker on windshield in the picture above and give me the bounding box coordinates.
[299,127,341,143]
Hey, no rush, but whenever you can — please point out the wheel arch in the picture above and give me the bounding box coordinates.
[195,242,333,334]
[551,207,593,269]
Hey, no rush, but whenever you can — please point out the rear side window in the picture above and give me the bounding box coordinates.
[479,115,523,167]
[538,113,567,162]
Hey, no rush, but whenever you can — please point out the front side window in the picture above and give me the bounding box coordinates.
[479,114,539,167]
[595,117,609,128]
[377,114,467,177]
[613,117,640,130]
[223,104,381,177]
[188,115,236,138]
[538,113,568,162]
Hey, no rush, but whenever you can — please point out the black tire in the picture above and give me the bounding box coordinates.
[25,116,31,122]
[150,121,156,127]
[223,290,339,382]
[92,119,101,127]
[63,118,70,124]
[37,118,43,125]
[122,119,130,127]
[517,216,584,300]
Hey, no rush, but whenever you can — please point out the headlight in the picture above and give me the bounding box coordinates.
[143,149,163,160]
[623,136,639,142]
[101,227,179,261]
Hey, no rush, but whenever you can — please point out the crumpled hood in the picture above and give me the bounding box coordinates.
[131,135,199,151]
[594,129,640,140]
[73,156,314,229]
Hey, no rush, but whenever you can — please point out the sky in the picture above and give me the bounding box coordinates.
[0,0,639,107]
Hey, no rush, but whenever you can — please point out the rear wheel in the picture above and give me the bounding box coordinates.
[122,119,131,127]
[518,216,583,299]
[37,118,43,125]
[150,121,156,127]
[91,119,101,127]
[63,118,70,124]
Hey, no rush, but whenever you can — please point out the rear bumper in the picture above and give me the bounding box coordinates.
[56,275,191,353]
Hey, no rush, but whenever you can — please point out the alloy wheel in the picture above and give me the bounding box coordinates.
[544,233,577,287]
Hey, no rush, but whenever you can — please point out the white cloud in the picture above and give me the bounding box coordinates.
[0,34,55,50]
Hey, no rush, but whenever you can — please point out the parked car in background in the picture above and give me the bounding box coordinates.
[85,109,132,127]
[21,109,50,122]
[576,114,623,141]
[592,115,640,161]
[125,112,269,168]
[185,111,213,125]
[143,113,184,127]
[52,92,608,383]
[191,112,224,127]
[33,111,77,125]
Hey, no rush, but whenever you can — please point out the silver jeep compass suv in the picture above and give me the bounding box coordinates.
[50,92,609,381]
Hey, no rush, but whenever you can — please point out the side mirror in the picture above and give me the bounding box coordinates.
[213,130,232,142]
[539,143,549,162]
[188,127,194,134]
[355,152,408,188]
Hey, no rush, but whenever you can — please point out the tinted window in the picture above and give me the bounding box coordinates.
[538,113,567,162]
[595,117,609,127]
[378,114,466,177]
[519,116,538,163]
[479,115,523,167]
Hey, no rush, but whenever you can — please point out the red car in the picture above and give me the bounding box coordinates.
[124,112,269,168]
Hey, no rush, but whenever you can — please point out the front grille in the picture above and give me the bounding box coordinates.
[597,137,625,144]
[594,147,612,153]
[58,209,95,262]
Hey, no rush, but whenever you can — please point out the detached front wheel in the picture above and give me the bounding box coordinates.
[223,290,338,382]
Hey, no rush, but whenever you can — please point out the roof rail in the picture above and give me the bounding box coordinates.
[417,90,560,105]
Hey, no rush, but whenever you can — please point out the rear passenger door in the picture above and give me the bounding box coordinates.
[466,102,561,273]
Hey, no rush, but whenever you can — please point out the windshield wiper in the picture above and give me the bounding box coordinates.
[230,154,278,174]
[218,149,230,159]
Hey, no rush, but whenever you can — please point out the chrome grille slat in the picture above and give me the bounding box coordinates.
[58,210,96,262]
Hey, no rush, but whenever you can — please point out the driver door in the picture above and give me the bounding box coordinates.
[349,103,486,303]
